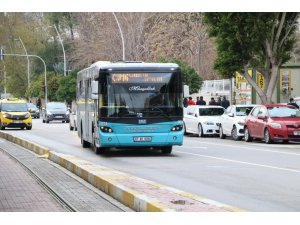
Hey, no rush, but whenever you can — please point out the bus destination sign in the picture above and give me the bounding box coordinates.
[111,73,167,83]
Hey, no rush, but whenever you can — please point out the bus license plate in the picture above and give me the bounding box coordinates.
[294,131,300,135]
[133,137,152,142]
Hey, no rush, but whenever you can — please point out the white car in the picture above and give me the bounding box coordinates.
[219,104,256,140]
[184,105,225,137]
[69,110,77,131]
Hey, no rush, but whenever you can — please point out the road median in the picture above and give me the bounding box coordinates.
[0,131,244,212]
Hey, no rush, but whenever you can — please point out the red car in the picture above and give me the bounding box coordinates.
[244,104,300,144]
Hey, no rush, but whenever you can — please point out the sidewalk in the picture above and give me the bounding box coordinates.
[0,138,129,212]
[0,150,66,212]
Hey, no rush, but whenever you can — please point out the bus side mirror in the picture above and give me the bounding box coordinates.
[91,81,98,100]
[92,81,98,95]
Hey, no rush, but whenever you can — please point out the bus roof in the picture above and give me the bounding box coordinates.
[77,61,181,80]
[90,61,180,70]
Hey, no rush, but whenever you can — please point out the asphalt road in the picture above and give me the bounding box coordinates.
[3,118,300,211]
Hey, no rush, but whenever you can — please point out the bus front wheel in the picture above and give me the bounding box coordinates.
[161,146,172,154]
[92,133,106,154]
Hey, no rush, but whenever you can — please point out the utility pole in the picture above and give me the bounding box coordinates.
[15,37,30,98]
[112,12,125,61]
[53,24,66,76]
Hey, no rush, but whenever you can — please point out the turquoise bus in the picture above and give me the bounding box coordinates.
[77,61,184,154]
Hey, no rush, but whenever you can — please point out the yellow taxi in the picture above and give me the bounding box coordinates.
[0,98,32,130]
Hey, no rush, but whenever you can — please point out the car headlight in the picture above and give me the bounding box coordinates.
[3,113,11,118]
[237,121,245,126]
[24,113,31,119]
[203,121,214,125]
[36,109,40,113]
[47,111,52,115]
[270,123,281,129]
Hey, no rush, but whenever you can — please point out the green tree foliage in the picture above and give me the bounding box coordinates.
[204,13,299,103]
[159,57,203,94]
[56,70,77,105]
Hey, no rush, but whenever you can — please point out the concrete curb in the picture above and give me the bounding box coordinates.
[0,131,244,212]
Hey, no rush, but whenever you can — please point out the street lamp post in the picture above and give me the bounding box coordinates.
[15,37,30,94]
[2,53,48,106]
[112,12,125,61]
[49,24,66,76]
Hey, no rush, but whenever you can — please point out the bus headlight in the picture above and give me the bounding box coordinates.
[100,126,113,133]
[171,125,183,131]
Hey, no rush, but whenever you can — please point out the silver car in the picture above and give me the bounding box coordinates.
[42,102,70,123]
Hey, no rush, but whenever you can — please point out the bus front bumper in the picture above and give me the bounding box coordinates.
[99,131,184,147]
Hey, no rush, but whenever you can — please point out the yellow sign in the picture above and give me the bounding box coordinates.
[256,72,265,89]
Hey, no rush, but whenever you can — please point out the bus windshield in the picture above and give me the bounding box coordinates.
[100,72,182,119]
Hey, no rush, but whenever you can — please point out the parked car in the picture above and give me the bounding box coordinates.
[219,104,256,140]
[42,102,70,123]
[27,103,40,118]
[69,110,77,131]
[244,104,300,144]
[184,105,225,137]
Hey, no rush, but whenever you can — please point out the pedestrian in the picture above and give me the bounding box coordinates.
[221,96,230,109]
[196,96,206,105]
[209,97,216,105]
[183,98,188,108]
[216,97,222,106]
[187,97,195,106]
[288,97,299,109]
[36,98,41,110]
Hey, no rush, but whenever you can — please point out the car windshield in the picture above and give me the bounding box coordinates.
[236,106,254,116]
[27,103,37,109]
[47,103,67,110]
[268,106,300,118]
[199,108,224,116]
[1,103,28,112]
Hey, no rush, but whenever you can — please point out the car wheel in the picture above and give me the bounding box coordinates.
[244,127,253,142]
[26,126,32,130]
[231,126,242,141]
[0,122,5,130]
[46,119,49,123]
[161,146,172,154]
[219,125,225,139]
[283,140,289,144]
[42,119,45,123]
[264,128,273,144]
[183,122,188,135]
[198,124,204,137]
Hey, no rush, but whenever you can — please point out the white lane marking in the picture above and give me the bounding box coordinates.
[183,139,300,156]
[175,150,300,174]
